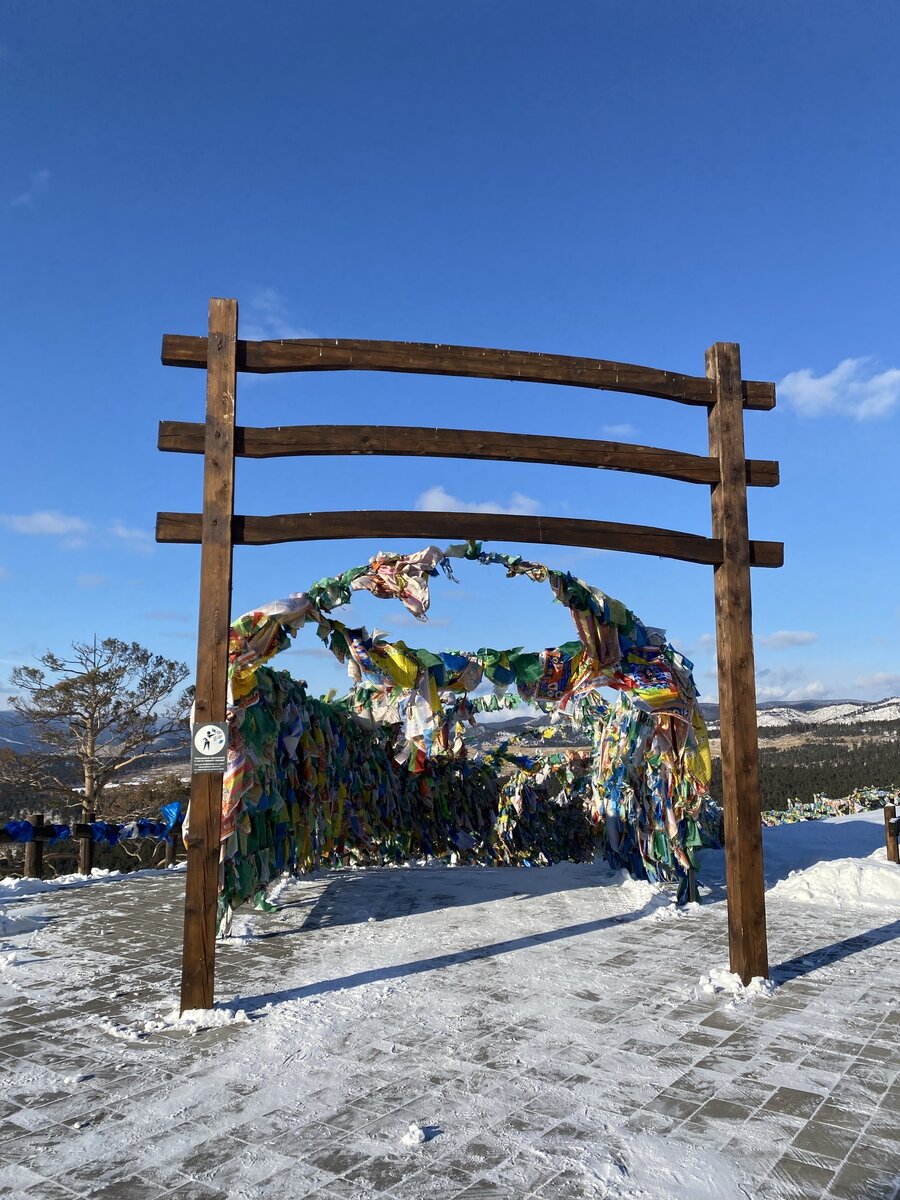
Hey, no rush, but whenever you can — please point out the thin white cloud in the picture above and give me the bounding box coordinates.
[855,671,900,694]
[0,510,89,536]
[755,665,826,702]
[1,511,154,555]
[77,574,106,588]
[779,358,900,420]
[110,521,154,555]
[693,633,716,652]
[601,423,637,438]
[145,610,192,623]
[10,167,50,209]
[756,680,827,703]
[416,485,540,516]
[759,630,818,649]
[242,287,315,341]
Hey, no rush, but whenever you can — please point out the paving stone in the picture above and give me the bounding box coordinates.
[642,1091,703,1120]
[20,1183,80,1200]
[84,1178,167,1200]
[453,1180,531,1198]
[342,1153,418,1192]
[790,1119,860,1163]
[760,1086,828,1121]
[152,1184,229,1200]
[0,1160,47,1194]
[827,1157,900,1200]
[764,1152,836,1198]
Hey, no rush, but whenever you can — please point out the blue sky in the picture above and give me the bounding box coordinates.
[2,2,899,707]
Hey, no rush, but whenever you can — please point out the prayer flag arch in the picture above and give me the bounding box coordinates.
[157,299,783,1015]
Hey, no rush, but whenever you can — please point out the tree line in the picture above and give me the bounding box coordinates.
[710,723,900,809]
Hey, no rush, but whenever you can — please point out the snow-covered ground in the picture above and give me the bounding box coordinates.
[0,814,898,1199]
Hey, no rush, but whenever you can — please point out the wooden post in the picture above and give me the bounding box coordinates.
[885,804,899,864]
[24,813,44,880]
[179,299,238,1014]
[78,810,94,876]
[707,342,769,984]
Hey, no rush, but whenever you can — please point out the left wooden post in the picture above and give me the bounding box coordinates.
[180,299,237,1014]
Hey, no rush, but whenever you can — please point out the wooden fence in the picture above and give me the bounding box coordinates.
[0,814,181,879]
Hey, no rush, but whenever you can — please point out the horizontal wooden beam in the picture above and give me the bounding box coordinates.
[156,509,784,568]
[158,421,780,487]
[160,335,776,411]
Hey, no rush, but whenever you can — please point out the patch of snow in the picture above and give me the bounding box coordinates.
[769,848,900,908]
[95,1016,146,1042]
[743,697,900,728]
[401,1121,426,1146]
[0,863,185,902]
[756,705,811,727]
[564,1133,749,1199]
[698,965,776,1001]
[700,808,888,889]
[144,1005,249,1034]
[812,701,872,723]
[834,697,900,724]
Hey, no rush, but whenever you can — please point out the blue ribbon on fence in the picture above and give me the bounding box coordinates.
[160,801,185,841]
[3,820,34,843]
[89,821,121,845]
[6,804,185,848]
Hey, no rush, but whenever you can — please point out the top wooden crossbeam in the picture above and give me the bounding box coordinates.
[161,335,776,410]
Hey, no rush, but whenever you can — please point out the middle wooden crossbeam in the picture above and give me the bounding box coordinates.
[156,509,784,568]
[158,421,780,488]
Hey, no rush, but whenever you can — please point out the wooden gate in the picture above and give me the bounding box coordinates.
[157,298,782,1013]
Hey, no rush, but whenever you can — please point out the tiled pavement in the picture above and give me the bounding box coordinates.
[0,865,898,1199]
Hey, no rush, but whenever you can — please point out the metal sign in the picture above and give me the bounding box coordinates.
[191,722,228,774]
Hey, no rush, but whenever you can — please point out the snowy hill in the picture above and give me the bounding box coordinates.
[0,711,43,752]
[703,696,900,730]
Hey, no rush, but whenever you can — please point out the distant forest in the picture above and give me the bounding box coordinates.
[709,721,900,809]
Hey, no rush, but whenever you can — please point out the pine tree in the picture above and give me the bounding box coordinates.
[6,638,190,872]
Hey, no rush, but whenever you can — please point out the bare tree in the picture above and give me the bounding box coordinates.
[6,638,191,872]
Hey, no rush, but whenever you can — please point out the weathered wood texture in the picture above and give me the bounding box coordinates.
[161,335,776,410]
[886,804,900,865]
[707,342,769,984]
[179,299,238,1015]
[158,420,780,488]
[23,814,44,879]
[156,509,784,568]
[78,811,94,876]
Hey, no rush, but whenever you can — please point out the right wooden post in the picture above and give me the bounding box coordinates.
[885,804,899,865]
[24,814,44,880]
[707,341,769,984]
[78,810,94,876]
